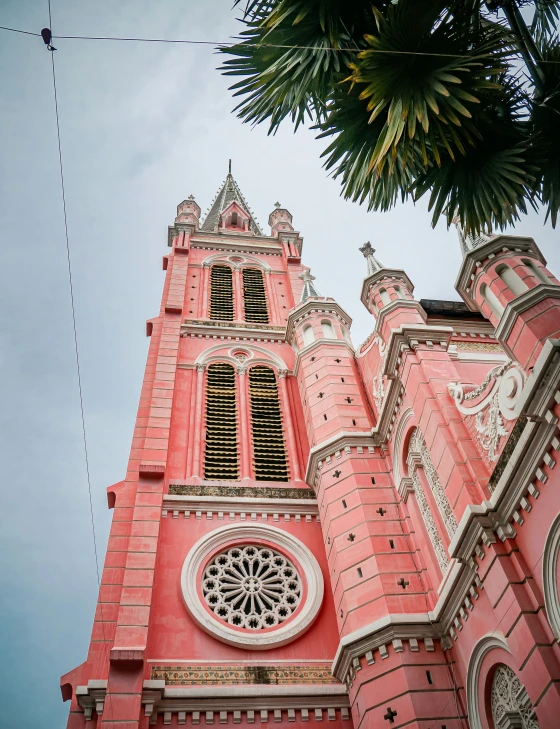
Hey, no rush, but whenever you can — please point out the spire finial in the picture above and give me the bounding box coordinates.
[228,159,232,175]
[298,269,321,302]
[452,215,493,256]
[359,242,384,276]
[274,201,281,209]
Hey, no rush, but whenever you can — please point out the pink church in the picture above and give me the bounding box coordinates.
[61,171,560,729]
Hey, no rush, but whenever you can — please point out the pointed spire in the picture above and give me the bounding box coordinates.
[299,269,321,302]
[359,242,384,276]
[452,216,493,256]
[201,163,263,235]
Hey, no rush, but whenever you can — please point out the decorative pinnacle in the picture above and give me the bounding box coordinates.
[299,269,321,303]
[274,201,281,209]
[188,194,195,200]
[452,215,493,256]
[359,242,384,276]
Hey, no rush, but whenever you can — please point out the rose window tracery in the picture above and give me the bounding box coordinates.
[202,545,302,630]
[491,664,539,729]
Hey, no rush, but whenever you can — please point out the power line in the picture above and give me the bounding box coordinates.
[46,0,104,622]
[2,22,560,63]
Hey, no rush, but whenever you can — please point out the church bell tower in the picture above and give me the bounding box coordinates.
[61,169,353,728]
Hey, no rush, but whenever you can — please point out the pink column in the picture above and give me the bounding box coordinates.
[237,368,252,480]
[201,264,210,319]
[234,268,243,321]
[278,370,301,481]
[264,271,279,324]
[191,364,206,478]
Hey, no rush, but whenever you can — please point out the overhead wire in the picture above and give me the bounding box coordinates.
[0,22,559,62]
[45,3,112,717]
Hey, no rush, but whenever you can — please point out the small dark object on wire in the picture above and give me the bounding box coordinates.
[41,27,56,50]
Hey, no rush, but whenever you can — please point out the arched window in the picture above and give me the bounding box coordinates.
[209,265,234,321]
[248,366,289,482]
[204,363,239,480]
[522,258,550,285]
[242,268,269,324]
[302,324,314,346]
[321,320,336,339]
[496,264,528,297]
[480,283,505,319]
[491,664,539,729]
[394,285,406,299]
[231,212,238,227]
[379,288,391,307]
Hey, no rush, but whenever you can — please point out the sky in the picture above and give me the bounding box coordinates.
[0,1,558,727]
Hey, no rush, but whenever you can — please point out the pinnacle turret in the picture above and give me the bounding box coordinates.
[298,269,321,302]
[359,241,384,275]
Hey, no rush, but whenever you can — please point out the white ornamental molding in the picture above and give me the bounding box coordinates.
[371,334,387,413]
[181,523,324,649]
[543,512,560,643]
[448,362,525,461]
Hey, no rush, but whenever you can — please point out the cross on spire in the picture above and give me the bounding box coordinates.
[359,242,384,276]
[299,269,321,302]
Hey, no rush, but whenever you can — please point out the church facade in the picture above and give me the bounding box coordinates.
[62,172,560,729]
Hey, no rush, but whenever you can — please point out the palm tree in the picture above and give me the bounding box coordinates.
[220,0,560,235]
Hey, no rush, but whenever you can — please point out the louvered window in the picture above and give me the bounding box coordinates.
[242,268,269,324]
[204,363,239,480]
[209,265,234,321]
[249,366,289,482]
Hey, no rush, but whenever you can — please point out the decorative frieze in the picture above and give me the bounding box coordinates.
[150,664,337,685]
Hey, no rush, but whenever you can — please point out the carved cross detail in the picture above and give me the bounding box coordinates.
[376,507,387,516]
[348,533,356,542]
[383,707,398,723]
[345,397,353,403]
[318,392,324,398]
[333,470,342,478]
[397,578,409,589]
[335,358,341,363]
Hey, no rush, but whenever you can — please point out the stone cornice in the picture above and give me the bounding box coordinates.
[360,268,414,309]
[304,432,376,487]
[285,298,353,344]
[374,299,427,335]
[292,339,356,378]
[180,319,286,342]
[382,324,454,379]
[163,494,319,518]
[494,284,560,345]
[370,378,404,446]
[455,234,543,309]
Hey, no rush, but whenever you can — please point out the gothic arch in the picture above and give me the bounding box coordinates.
[543,512,560,643]
[194,343,288,373]
[392,407,416,493]
[466,632,511,729]
[202,252,271,273]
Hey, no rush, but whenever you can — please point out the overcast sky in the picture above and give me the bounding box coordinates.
[0,2,558,727]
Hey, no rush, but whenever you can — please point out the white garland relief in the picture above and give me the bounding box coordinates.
[202,545,301,630]
[410,429,458,537]
[411,470,449,573]
[371,334,387,412]
[491,664,539,729]
[448,362,524,463]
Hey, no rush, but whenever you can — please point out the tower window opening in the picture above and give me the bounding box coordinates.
[522,258,550,285]
[352,419,356,426]
[371,477,376,484]
[426,671,433,684]
[342,500,347,508]
[231,212,238,226]
[341,377,345,383]
[379,288,391,307]
[209,265,234,321]
[394,285,406,299]
[248,366,289,482]
[389,539,395,549]
[302,324,315,346]
[321,320,336,339]
[204,363,239,481]
[357,567,363,578]
[243,268,269,324]
[323,414,327,421]
[480,283,505,319]
[496,263,528,296]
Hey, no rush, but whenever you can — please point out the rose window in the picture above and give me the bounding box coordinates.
[202,545,301,630]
